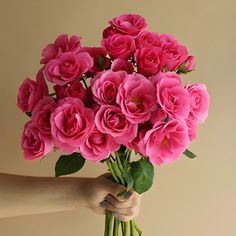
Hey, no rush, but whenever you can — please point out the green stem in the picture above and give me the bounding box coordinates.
[104,210,109,236]
[130,220,135,236]
[106,159,120,184]
[121,222,128,236]
[112,161,125,185]
[133,220,142,235]
[115,151,124,172]
[121,222,125,235]
[108,212,113,236]
[113,218,120,236]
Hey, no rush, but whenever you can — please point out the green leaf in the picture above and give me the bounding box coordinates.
[183,149,197,159]
[130,158,154,194]
[122,171,134,190]
[55,152,85,177]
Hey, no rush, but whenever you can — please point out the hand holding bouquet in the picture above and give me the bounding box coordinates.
[17,13,209,235]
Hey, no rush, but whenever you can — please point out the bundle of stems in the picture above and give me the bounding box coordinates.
[104,149,142,236]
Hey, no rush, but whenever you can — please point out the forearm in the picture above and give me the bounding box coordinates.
[0,173,90,218]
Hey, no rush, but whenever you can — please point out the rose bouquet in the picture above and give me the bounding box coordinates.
[17,13,209,236]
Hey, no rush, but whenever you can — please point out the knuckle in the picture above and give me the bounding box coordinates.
[131,192,139,201]
[127,207,135,216]
[130,198,139,207]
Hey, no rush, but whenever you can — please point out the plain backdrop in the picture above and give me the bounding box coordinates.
[0,0,235,235]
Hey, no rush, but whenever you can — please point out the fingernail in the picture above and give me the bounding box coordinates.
[123,191,132,199]
[99,200,108,209]
[113,212,119,219]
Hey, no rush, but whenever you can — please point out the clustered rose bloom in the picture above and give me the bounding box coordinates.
[44,51,93,86]
[17,68,48,112]
[22,121,53,160]
[17,13,209,165]
[40,34,81,65]
[50,98,95,153]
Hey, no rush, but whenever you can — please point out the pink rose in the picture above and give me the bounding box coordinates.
[80,128,120,162]
[117,73,157,124]
[101,34,135,60]
[50,98,95,153]
[135,31,162,49]
[21,121,53,160]
[40,34,81,64]
[95,105,138,144]
[111,59,134,74]
[144,119,189,165]
[53,81,86,101]
[154,72,190,120]
[103,26,120,38]
[91,70,126,105]
[32,96,57,136]
[17,68,48,112]
[184,55,195,71]
[160,34,188,71]
[149,105,167,124]
[84,87,101,112]
[79,47,111,74]
[127,122,152,155]
[186,83,209,123]
[44,52,93,86]
[185,112,198,141]
[109,14,147,36]
[135,47,164,77]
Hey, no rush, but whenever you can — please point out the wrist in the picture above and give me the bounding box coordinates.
[65,177,92,209]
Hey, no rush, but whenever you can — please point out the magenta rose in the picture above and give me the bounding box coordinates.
[40,34,81,64]
[127,122,152,156]
[144,119,189,165]
[32,96,57,136]
[44,52,93,86]
[117,73,157,124]
[160,34,188,71]
[53,81,86,101]
[22,121,53,160]
[83,87,101,113]
[79,47,111,74]
[80,128,120,163]
[111,59,134,74]
[184,55,195,71]
[91,70,126,105]
[103,26,120,38]
[135,47,164,77]
[95,105,138,144]
[149,105,167,124]
[109,14,147,37]
[50,98,95,153]
[154,72,190,120]
[101,34,135,60]
[17,68,49,113]
[186,83,209,123]
[185,112,198,141]
[135,31,162,49]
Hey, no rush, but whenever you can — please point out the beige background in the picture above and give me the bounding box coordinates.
[0,0,235,235]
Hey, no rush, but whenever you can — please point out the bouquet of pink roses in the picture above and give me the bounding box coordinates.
[17,13,209,236]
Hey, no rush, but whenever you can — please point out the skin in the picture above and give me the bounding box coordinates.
[0,173,141,221]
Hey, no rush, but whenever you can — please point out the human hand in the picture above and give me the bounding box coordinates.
[83,173,142,222]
